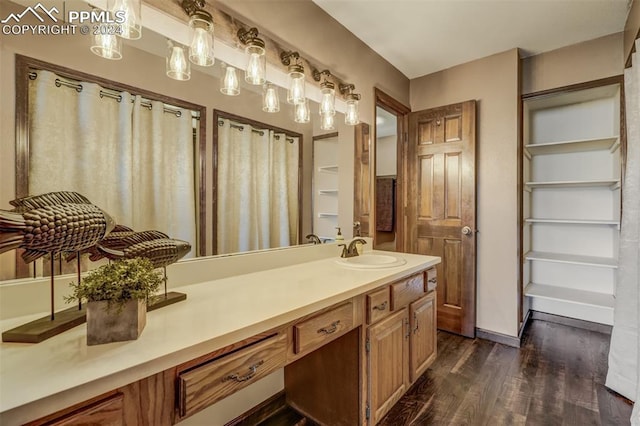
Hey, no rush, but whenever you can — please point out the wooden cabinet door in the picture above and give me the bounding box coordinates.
[407,100,477,337]
[409,292,437,382]
[367,308,409,425]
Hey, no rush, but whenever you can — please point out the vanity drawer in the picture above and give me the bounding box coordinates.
[391,273,425,310]
[426,267,437,292]
[293,302,354,355]
[367,287,391,324]
[178,333,286,418]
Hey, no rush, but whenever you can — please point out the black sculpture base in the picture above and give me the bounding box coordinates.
[2,306,87,343]
[147,291,187,312]
[2,292,187,344]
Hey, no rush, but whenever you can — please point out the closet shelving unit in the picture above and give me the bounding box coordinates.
[313,135,340,242]
[522,82,622,325]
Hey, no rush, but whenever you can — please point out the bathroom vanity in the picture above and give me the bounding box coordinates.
[0,246,440,425]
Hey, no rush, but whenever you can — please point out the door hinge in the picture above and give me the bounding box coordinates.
[365,338,370,353]
[366,403,370,420]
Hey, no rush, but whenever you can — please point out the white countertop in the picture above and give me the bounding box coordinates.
[0,250,439,424]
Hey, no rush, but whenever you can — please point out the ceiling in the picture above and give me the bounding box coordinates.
[312,0,632,79]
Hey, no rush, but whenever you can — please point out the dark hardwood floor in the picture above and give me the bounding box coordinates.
[379,319,632,426]
[257,319,632,426]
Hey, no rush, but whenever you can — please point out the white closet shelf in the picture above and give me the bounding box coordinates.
[318,189,339,195]
[318,165,339,173]
[524,218,620,226]
[524,251,618,268]
[525,136,619,155]
[318,213,338,218]
[525,283,614,309]
[525,179,620,189]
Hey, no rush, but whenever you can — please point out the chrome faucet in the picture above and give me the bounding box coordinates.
[305,234,322,244]
[339,238,367,258]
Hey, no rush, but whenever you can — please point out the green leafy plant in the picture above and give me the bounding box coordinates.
[65,258,162,313]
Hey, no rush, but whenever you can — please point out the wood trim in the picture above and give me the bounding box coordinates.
[517,54,524,335]
[212,110,304,254]
[224,391,287,426]
[374,88,410,252]
[313,132,339,141]
[475,328,521,348]
[530,311,612,335]
[521,75,624,100]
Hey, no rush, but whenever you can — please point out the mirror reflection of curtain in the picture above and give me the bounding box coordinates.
[217,118,299,254]
[28,70,196,255]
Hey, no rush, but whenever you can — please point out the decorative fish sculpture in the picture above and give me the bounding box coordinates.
[64,224,151,262]
[96,230,191,269]
[0,191,115,263]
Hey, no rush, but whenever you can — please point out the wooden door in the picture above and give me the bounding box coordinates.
[367,308,409,424]
[409,292,436,382]
[406,101,476,337]
[354,123,372,237]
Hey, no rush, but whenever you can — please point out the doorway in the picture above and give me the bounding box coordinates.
[373,89,410,251]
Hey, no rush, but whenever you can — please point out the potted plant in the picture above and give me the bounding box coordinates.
[66,258,162,345]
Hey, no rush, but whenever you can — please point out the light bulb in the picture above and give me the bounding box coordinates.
[245,45,266,85]
[220,65,240,96]
[188,12,214,67]
[345,98,359,125]
[263,83,280,113]
[109,0,141,40]
[320,111,335,130]
[90,32,122,60]
[287,68,305,105]
[320,84,336,115]
[294,99,310,123]
[166,44,190,81]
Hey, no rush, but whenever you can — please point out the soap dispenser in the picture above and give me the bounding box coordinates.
[335,227,344,242]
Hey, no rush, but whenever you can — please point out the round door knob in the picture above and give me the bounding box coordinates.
[462,226,472,235]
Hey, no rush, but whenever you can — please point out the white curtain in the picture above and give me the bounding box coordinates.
[606,38,640,425]
[28,70,196,254]
[217,118,299,254]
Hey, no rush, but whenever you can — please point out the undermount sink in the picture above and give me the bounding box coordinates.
[336,253,407,269]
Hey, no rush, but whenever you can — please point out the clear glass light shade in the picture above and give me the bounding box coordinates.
[189,16,214,67]
[345,98,360,125]
[90,32,122,60]
[287,70,305,105]
[166,44,190,81]
[108,0,141,40]
[320,111,335,130]
[262,83,280,113]
[220,65,240,96]
[245,45,266,85]
[294,99,310,123]
[320,86,336,115]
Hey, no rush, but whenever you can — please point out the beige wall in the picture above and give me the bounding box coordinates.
[410,49,521,337]
[625,0,640,65]
[522,33,624,94]
[216,0,411,126]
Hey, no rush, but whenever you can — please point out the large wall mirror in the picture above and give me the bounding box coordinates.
[0,0,351,281]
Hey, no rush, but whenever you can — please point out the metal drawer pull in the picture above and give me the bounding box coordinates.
[223,360,264,383]
[372,301,388,311]
[428,278,437,284]
[317,320,341,335]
